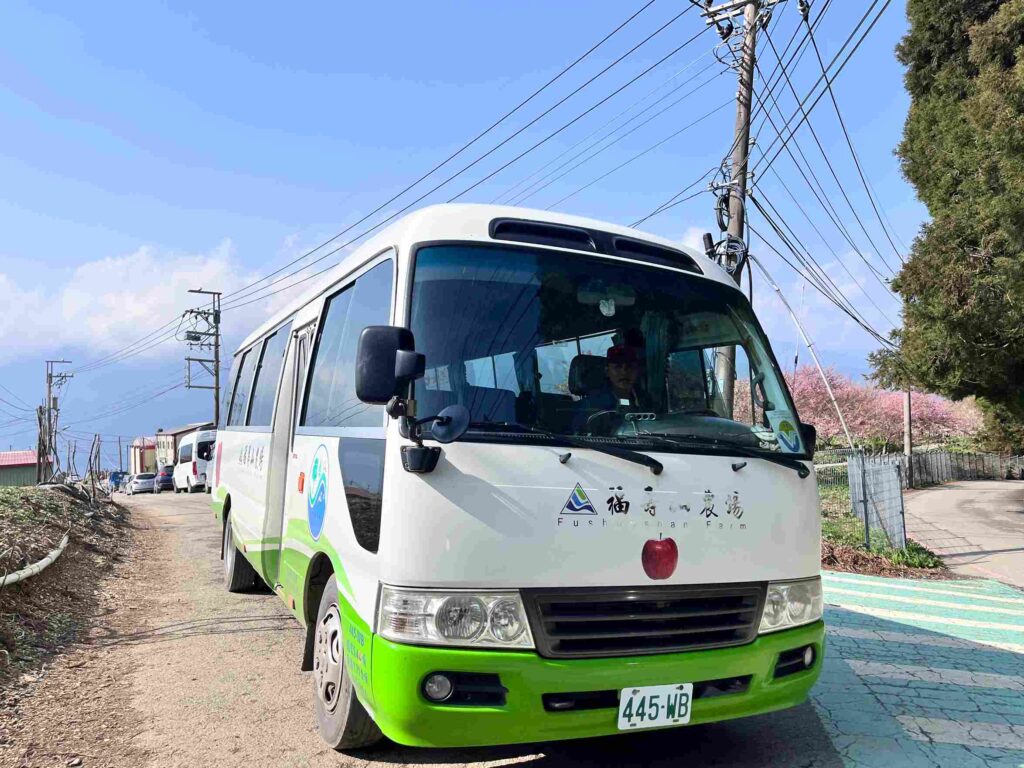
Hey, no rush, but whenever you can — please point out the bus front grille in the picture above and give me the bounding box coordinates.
[522,583,766,659]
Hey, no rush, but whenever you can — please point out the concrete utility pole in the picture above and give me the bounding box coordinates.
[184,289,222,426]
[701,0,776,417]
[904,389,914,488]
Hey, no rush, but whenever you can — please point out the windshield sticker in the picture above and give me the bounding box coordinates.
[307,444,329,540]
[561,483,597,515]
[767,412,802,453]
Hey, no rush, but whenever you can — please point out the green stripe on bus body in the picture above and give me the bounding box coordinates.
[278,517,354,607]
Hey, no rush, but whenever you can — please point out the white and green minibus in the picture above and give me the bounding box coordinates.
[212,204,823,750]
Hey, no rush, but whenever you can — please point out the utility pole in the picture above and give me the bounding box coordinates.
[701,0,779,417]
[44,360,72,479]
[35,405,46,483]
[904,389,914,488]
[184,289,222,426]
[118,435,123,473]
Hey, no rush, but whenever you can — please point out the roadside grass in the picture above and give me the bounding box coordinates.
[818,483,946,573]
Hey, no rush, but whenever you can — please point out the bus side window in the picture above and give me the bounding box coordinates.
[303,261,394,428]
[291,331,309,447]
[247,323,292,428]
[226,348,257,427]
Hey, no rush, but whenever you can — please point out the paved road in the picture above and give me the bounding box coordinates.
[6,491,1024,766]
[905,480,1024,588]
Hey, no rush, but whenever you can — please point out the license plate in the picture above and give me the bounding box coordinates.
[617,683,693,730]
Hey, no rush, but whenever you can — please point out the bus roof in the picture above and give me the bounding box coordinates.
[234,204,736,354]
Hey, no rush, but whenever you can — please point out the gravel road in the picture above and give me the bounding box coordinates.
[3,491,841,768]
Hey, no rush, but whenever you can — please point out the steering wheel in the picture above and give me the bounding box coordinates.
[586,409,624,435]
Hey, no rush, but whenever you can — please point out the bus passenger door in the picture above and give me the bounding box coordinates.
[261,324,312,587]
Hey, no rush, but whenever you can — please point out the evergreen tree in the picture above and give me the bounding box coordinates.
[872,0,1024,450]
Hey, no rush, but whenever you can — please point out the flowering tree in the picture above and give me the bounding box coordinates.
[735,366,982,448]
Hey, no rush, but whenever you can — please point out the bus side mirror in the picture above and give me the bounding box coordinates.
[799,423,817,456]
[356,326,425,404]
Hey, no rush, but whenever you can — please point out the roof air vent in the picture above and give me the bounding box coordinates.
[490,218,596,252]
[611,236,702,274]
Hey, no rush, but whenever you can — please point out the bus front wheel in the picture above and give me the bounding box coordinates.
[313,576,382,751]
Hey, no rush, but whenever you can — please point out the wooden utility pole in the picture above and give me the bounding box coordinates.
[904,389,914,488]
[703,0,764,417]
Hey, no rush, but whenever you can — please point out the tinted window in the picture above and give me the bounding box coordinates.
[179,444,193,463]
[247,323,292,427]
[338,438,385,552]
[303,261,393,428]
[197,441,214,461]
[227,348,257,426]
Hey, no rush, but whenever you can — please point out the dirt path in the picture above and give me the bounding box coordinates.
[3,492,840,768]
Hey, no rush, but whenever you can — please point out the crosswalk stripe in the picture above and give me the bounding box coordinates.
[823,574,1024,606]
[826,586,1024,619]
[829,603,1024,652]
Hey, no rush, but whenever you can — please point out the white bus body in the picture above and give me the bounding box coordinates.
[212,204,823,751]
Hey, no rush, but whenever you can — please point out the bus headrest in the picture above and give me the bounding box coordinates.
[568,354,607,396]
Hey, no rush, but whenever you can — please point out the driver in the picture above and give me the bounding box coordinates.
[573,343,652,432]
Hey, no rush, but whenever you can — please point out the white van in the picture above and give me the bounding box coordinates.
[174,428,216,493]
[212,204,822,751]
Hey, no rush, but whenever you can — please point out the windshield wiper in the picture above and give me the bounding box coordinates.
[470,421,664,476]
[636,433,810,479]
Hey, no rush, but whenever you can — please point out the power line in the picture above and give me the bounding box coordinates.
[221,16,713,313]
[802,11,905,268]
[65,1,665,374]
[752,0,894,180]
[221,3,699,310]
[494,48,717,205]
[757,26,896,279]
[545,97,732,209]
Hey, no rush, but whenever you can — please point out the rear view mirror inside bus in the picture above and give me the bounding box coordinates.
[355,325,425,404]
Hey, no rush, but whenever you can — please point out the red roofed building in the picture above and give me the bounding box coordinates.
[0,449,49,487]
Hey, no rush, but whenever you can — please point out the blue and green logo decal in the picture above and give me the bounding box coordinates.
[561,483,597,515]
[307,444,329,540]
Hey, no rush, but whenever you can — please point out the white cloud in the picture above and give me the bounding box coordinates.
[0,240,297,365]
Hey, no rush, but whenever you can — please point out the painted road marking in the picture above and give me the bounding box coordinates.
[824,570,1021,596]
[847,660,1024,690]
[824,574,1024,606]
[897,716,1024,750]
[826,586,1024,619]
[831,603,1024,652]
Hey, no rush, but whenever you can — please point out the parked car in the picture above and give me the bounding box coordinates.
[127,472,155,494]
[154,465,175,493]
[173,428,216,493]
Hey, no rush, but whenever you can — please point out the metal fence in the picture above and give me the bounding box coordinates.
[814,447,1013,551]
[848,453,906,549]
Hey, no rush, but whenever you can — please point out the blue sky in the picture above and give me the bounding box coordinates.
[0,1,925,467]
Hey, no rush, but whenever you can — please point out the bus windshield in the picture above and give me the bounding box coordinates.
[409,244,805,456]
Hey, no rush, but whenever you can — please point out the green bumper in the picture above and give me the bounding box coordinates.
[369,621,824,747]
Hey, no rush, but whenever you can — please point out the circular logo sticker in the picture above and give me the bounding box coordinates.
[307,444,329,540]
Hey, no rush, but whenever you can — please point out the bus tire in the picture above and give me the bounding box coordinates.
[313,576,382,751]
[223,515,256,593]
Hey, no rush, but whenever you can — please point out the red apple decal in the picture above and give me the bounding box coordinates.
[642,534,678,580]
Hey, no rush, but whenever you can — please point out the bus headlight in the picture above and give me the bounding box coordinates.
[758,577,823,634]
[378,586,534,649]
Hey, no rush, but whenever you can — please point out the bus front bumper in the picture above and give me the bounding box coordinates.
[368,621,824,748]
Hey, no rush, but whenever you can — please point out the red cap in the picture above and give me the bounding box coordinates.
[607,345,641,365]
